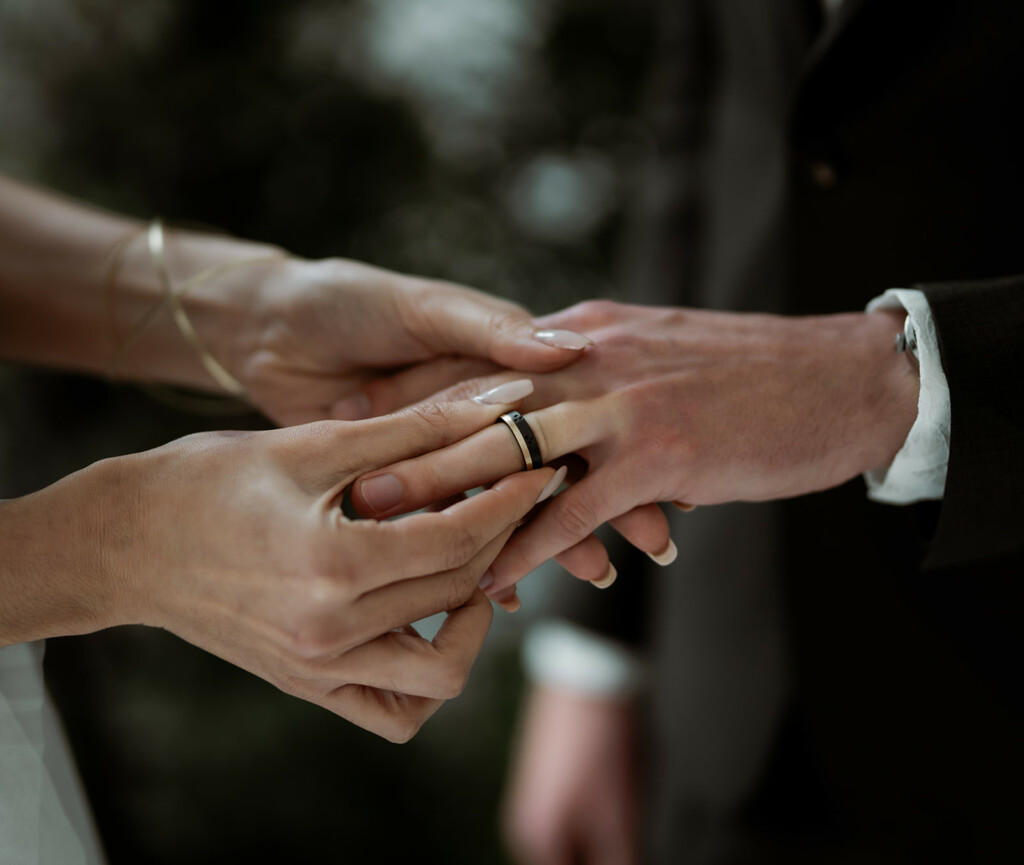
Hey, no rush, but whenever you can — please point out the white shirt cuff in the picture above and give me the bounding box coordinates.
[864,288,951,503]
[522,620,646,699]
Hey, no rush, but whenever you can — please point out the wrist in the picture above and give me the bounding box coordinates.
[858,309,921,471]
[109,225,287,393]
[0,457,138,644]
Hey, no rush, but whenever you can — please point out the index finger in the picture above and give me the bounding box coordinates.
[399,280,593,373]
[319,588,493,700]
[287,385,535,494]
[341,466,560,592]
[330,357,500,421]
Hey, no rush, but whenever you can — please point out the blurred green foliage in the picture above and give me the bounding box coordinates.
[0,1,653,862]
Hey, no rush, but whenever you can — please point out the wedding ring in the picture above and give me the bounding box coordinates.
[496,411,544,470]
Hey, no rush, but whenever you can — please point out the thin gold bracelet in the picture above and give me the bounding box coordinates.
[104,219,281,399]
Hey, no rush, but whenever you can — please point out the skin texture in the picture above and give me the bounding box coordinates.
[350,300,919,598]
[0,174,918,738]
[237,256,581,427]
[0,174,588,424]
[0,399,559,742]
[0,172,593,738]
[503,686,640,865]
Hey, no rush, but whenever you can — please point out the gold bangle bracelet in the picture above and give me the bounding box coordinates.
[104,218,281,399]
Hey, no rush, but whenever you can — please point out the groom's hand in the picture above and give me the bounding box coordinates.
[349,301,918,599]
[504,686,641,865]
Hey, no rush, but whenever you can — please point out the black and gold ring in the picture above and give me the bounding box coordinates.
[496,411,544,470]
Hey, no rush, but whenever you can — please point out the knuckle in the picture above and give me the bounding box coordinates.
[286,629,330,660]
[293,645,355,682]
[280,420,336,453]
[263,423,348,479]
[407,401,459,446]
[446,375,498,402]
[417,460,447,501]
[285,607,349,659]
[443,576,476,615]
[486,309,519,338]
[384,710,423,744]
[572,298,622,324]
[411,400,451,428]
[553,496,598,545]
[433,656,470,700]
[557,294,618,329]
[437,523,481,574]
[599,328,643,354]
[486,309,531,352]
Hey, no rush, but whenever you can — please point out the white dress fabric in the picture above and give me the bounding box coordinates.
[0,641,105,864]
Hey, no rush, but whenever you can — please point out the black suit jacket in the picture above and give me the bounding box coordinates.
[551,1,1023,862]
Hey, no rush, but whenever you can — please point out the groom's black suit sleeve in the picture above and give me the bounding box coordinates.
[922,276,1024,568]
[542,0,1024,860]
[787,0,1024,569]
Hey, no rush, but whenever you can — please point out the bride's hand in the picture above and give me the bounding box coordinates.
[0,395,557,741]
[0,177,588,424]
[233,257,591,426]
[348,301,918,600]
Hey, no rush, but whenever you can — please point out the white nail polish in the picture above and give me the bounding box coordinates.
[535,465,568,504]
[533,329,594,351]
[647,539,678,566]
[472,378,534,405]
[592,563,617,589]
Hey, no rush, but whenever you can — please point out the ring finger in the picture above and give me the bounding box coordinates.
[351,399,608,520]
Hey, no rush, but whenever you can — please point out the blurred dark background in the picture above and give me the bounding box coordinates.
[0,1,653,862]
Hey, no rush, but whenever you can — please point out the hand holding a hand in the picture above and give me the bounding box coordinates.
[0,395,559,741]
[349,301,919,600]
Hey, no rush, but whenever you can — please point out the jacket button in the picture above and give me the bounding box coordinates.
[809,159,838,190]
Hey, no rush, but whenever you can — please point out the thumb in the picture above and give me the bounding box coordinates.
[406,282,593,372]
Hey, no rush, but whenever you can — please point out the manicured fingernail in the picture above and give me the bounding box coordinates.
[535,465,568,504]
[671,501,697,512]
[592,563,617,589]
[533,329,594,351]
[358,473,403,512]
[647,539,678,566]
[478,570,495,592]
[473,378,534,405]
[494,586,520,613]
[332,392,371,421]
